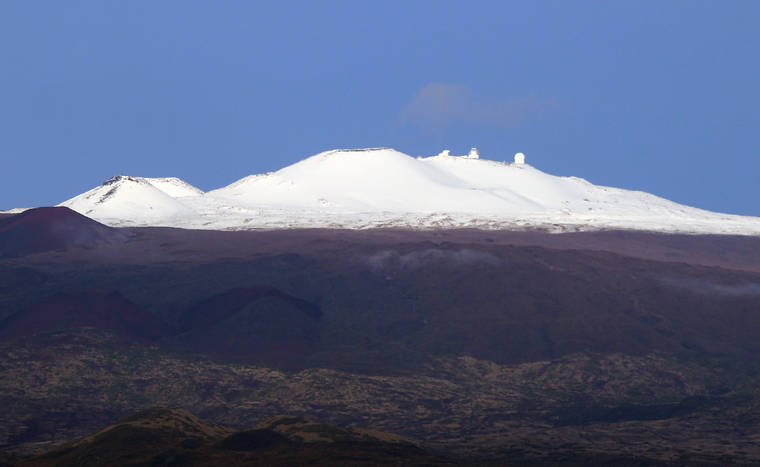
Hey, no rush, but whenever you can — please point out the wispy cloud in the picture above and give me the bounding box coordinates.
[365,249,500,270]
[400,83,557,130]
[658,276,760,297]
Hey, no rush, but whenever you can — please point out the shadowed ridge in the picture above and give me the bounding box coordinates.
[24,408,455,467]
[78,408,234,446]
[166,286,324,368]
[27,408,234,467]
[0,206,127,258]
[0,289,173,342]
[256,415,417,446]
[177,286,322,333]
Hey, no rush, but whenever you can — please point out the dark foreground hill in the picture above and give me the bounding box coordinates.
[0,207,127,258]
[15,408,455,467]
[1,226,760,464]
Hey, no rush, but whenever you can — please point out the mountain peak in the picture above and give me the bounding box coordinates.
[325,147,391,153]
[0,206,125,257]
[59,174,199,225]
[104,175,143,185]
[100,175,203,196]
[52,148,760,234]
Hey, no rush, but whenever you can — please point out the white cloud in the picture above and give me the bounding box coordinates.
[400,82,557,129]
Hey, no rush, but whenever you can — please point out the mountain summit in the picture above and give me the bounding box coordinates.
[60,175,200,224]
[58,148,760,234]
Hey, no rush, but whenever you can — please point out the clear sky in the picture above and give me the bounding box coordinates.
[2,1,759,216]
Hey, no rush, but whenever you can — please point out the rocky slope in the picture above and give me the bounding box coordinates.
[1,227,760,464]
[15,407,448,467]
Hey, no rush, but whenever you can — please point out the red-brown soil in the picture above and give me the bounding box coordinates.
[0,289,171,343]
[2,219,760,464]
[0,207,127,258]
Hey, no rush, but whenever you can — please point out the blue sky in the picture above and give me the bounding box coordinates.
[2,1,759,215]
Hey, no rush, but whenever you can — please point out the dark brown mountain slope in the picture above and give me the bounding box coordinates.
[0,289,172,342]
[168,287,323,367]
[0,207,127,258]
[1,227,760,464]
[2,229,760,371]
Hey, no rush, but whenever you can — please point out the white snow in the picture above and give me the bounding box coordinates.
[143,177,204,198]
[59,175,199,226]
[0,207,30,214]
[54,148,760,235]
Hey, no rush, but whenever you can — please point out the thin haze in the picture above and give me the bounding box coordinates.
[1,1,759,216]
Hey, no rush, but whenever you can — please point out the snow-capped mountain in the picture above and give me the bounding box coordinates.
[60,175,199,223]
[58,148,760,234]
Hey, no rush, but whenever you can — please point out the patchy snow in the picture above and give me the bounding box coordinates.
[54,148,760,235]
[0,207,31,214]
